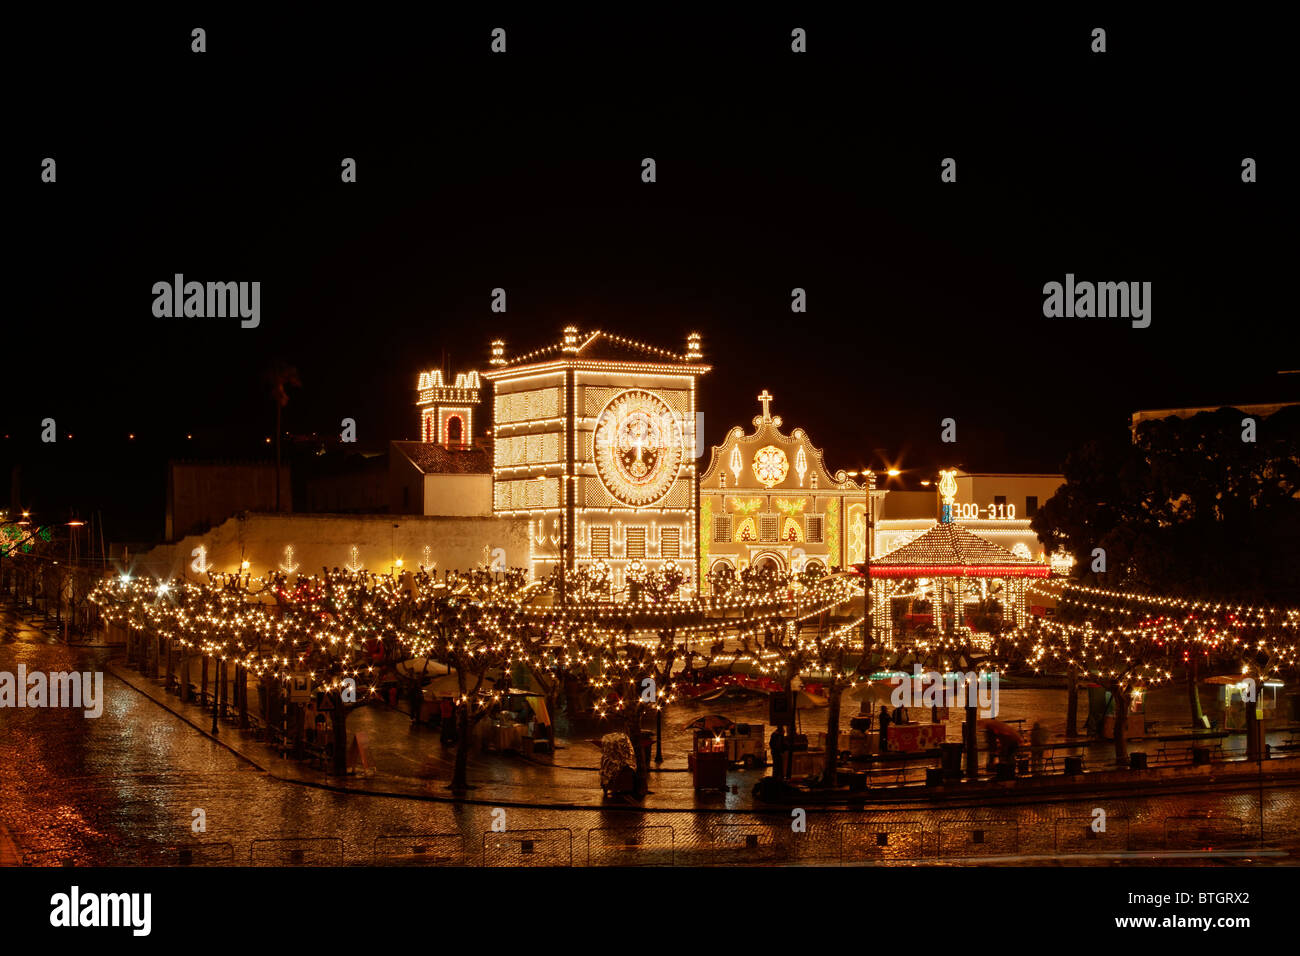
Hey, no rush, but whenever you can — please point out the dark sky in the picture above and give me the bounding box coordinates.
[6,11,1287,540]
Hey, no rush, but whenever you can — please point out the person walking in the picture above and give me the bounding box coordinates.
[409,680,423,728]
[1030,720,1048,774]
[879,705,892,752]
[770,725,786,781]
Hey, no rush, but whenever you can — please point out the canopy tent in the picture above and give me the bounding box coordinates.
[854,523,1051,647]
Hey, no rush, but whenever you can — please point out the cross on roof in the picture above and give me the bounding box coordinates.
[757,389,774,421]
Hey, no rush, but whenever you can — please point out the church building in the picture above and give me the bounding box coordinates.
[481,327,709,591]
[698,390,884,591]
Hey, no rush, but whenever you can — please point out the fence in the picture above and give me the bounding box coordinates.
[937,818,1019,858]
[250,837,344,866]
[14,810,1281,867]
[586,825,675,866]
[1053,816,1131,853]
[373,833,468,866]
[839,820,930,863]
[482,828,573,867]
[1165,815,1246,850]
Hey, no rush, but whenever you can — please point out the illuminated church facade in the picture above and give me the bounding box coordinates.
[480,326,709,590]
[698,391,884,591]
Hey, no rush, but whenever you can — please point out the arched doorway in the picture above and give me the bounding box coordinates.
[751,551,786,574]
[445,415,463,445]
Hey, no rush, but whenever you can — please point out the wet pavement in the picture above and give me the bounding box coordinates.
[3,606,1299,866]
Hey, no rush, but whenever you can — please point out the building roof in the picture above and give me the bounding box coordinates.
[392,440,491,475]
[868,523,1050,578]
[481,328,709,377]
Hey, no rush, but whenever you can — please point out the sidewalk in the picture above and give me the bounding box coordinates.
[106,660,740,812]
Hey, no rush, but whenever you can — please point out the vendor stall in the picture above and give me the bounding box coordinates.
[689,730,729,791]
[886,722,947,753]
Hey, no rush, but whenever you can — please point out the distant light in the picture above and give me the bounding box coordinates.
[395,558,404,568]
[920,480,932,486]
[887,469,901,477]
[241,560,250,571]
[128,433,135,440]
[67,520,85,527]
[186,434,193,440]
[120,573,132,584]
[157,582,170,595]
[265,437,271,444]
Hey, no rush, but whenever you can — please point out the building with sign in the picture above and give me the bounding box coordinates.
[698,390,883,589]
[481,326,709,590]
[874,470,1063,565]
[866,467,1053,647]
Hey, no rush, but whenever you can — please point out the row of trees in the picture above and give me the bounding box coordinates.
[1027,405,1300,764]
[92,563,864,792]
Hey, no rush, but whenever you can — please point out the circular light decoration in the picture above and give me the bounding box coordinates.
[592,389,683,506]
[752,444,789,488]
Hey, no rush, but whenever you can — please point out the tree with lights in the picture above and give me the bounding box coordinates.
[397,569,524,792]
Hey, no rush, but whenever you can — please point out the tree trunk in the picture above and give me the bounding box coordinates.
[238,665,249,729]
[964,703,978,778]
[628,705,647,797]
[822,682,844,786]
[332,692,348,776]
[1111,682,1128,767]
[1246,698,1261,761]
[1187,658,1204,728]
[200,656,209,707]
[1065,664,1079,737]
[451,704,472,791]
[218,659,227,720]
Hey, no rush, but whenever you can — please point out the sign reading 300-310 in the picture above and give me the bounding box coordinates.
[592,389,684,507]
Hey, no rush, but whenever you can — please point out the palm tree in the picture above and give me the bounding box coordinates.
[264,363,300,511]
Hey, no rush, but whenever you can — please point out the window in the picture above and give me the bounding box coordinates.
[590,527,611,559]
[760,514,779,543]
[713,514,732,542]
[994,495,1007,507]
[805,514,824,543]
[1025,495,1038,517]
[660,528,681,559]
[625,527,647,559]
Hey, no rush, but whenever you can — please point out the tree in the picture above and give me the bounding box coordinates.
[1034,407,1300,604]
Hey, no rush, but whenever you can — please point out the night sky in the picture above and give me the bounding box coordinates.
[7,11,1286,541]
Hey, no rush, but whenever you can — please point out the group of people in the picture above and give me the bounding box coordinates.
[986,720,1051,773]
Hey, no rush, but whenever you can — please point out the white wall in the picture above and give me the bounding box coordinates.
[131,511,531,581]
[424,474,493,516]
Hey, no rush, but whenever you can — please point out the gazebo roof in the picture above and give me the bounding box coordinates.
[867,523,1050,579]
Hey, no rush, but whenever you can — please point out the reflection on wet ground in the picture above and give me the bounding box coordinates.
[3,609,1297,866]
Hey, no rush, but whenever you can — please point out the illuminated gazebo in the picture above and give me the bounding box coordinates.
[866,521,1050,648]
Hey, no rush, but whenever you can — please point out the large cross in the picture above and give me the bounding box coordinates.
[757,389,774,421]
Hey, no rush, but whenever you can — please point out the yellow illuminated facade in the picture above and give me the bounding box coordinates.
[698,390,884,590]
[482,327,710,591]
